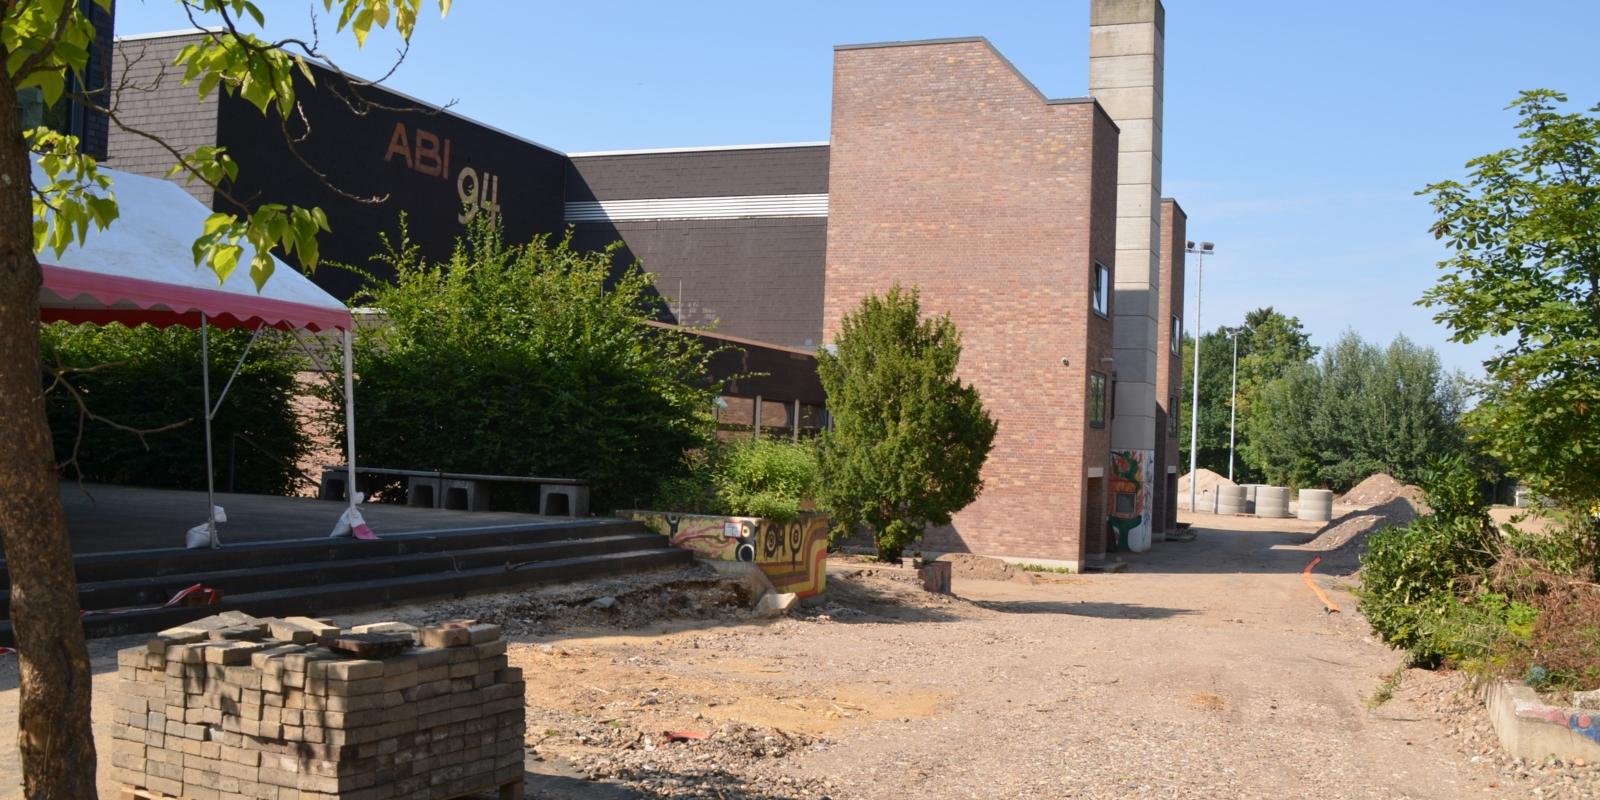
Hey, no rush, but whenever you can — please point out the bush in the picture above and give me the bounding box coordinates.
[714,439,820,522]
[1486,558,1600,691]
[40,322,310,495]
[337,219,721,512]
[1358,513,1497,665]
[1418,453,1490,523]
[647,438,821,523]
[817,285,997,562]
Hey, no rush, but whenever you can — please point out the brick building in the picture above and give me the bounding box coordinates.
[823,38,1121,564]
[105,0,1186,569]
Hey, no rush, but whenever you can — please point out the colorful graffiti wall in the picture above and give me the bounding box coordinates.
[1108,449,1154,553]
[624,511,829,598]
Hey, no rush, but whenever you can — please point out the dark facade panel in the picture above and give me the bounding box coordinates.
[571,217,826,350]
[107,33,220,206]
[79,1,115,159]
[665,326,824,406]
[566,146,828,202]
[215,63,568,300]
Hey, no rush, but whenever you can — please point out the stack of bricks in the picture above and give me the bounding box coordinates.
[110,612,525,800]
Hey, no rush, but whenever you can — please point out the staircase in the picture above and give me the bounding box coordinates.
[0,518,690,646]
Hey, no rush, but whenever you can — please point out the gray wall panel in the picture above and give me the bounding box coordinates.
[566,146,829,201]
[571,218,826,350]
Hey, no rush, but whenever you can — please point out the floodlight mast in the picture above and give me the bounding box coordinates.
[1184,240,1216,513]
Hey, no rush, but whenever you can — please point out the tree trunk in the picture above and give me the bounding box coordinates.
[0,78,101,798]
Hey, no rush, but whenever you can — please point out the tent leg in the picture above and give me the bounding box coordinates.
[343,328,357,516]
[200,312,219,549]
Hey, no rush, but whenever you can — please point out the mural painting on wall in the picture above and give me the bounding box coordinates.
[628,511,828,598]
[1523,706,1600,747]
[1108,449,1154,553]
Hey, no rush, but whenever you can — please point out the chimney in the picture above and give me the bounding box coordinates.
[1090,0,1164,459]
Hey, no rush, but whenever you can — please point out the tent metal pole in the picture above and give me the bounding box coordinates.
[200,312,219,549]
[343,327,357,515]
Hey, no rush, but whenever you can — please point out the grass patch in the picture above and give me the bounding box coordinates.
[1365,666,1406,709]
[1015,563,1075,574]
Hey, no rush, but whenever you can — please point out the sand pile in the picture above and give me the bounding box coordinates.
[1338,472,1428,510]
[1286,495,1424,574]
[1178,468,1235,496]
[935,553,1036,584]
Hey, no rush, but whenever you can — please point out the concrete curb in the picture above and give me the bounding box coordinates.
[1483,680,1600,762]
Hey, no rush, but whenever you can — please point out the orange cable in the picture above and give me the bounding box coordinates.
[1302,555,1341,614]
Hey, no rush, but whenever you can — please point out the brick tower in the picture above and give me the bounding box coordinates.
[1090,0,1165,554]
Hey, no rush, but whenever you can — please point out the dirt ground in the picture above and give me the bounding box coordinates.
[2,511,1596,799]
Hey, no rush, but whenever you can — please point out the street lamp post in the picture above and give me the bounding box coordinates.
[1227,326,1241,482]
[1185,241,1214,513]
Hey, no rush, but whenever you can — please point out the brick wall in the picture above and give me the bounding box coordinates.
[106,34,219,206]
[824,38,1118,566]
[1154,198,1187,533]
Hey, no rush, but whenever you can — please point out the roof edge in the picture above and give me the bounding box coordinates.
[111,30,566,158]
[115,27,223,42]
[643,320,817,358]
[834,36,1117,129]
[568,141,829,158]
[834,36,987,51]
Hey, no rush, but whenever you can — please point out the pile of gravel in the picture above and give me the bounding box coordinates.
[1339,472,1429,510]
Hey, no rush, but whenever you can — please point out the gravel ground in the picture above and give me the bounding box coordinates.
[2,510,1595,799]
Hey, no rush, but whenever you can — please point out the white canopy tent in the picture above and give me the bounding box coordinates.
[33,164,364,547]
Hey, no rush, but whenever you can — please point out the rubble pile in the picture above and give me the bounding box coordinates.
[110,611,525,800]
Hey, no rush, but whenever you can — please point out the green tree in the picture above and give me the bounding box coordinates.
[3,3,450,794]
[1419,89,1600,579]
[1244,331,1465,490]
[1178,308,1317,481]
[1177,328,1234,476]
[340,220,720,512]
[817,286,997,562]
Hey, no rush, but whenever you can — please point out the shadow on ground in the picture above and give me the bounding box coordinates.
[522,764,811,800]
[969,599,1195,619]
[1111,525,1330,576]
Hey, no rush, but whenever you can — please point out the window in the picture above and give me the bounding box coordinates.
[1171,315,1182,355]
[1092,262,1109,317]
[1170,394,1180,437]
[1089,372,1107,428]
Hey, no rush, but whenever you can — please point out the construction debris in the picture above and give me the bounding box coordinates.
[111,611,525,800]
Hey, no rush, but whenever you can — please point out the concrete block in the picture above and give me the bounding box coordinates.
[1090,23,1158,57]
[419,625,471,649]
[1090,0,1162,27]
[1256,486,1291,518]
[1484,680,1600,762]
[1089,53,1158,90]
[538,484,589,517]
[754,591,798,618]
[1091,86,1162,128]
[1297,489,1334,522]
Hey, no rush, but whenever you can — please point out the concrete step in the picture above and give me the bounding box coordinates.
[68,533,670,614]
[0,517,646,588]
[0,546,692,646]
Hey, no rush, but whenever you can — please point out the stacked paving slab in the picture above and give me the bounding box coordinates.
[111,611,525,800]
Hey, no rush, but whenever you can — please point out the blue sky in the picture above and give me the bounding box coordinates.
[114,0,1600,375]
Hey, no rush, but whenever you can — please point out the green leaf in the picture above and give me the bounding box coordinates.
[201,212,233,237]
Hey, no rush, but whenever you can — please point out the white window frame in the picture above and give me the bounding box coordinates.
[1171,315,1182,354]
[1089,372,1107,428]
[1092,262,1109,317]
